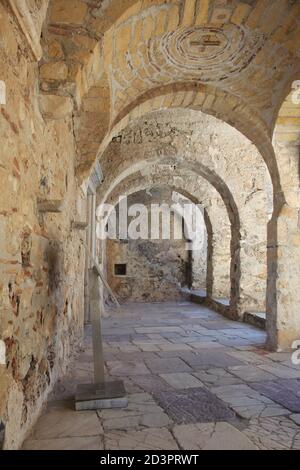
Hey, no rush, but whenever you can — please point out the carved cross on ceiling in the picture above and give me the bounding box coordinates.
[190,34,222,48]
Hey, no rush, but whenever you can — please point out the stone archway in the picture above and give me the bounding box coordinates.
[97,157,242,318]
[97,108,270,316]
[100,172,231,307]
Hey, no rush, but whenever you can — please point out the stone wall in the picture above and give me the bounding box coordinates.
[0,3,86,449]
[106,188,199,302]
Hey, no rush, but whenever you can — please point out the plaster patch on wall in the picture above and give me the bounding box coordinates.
[0,340,6,365]
[0,80,6,105]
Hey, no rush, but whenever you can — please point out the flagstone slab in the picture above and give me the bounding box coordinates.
[97,393,170,430]
[265,352,293,363]
[135,326,185,334]
[132,341,161,352]
[158,342,192,352]
[179,351,245,370]
[160,373,204,389]
[152,387,236,424]
[193,368,243,388]
[218,337,263,348]
[104,427,179,450]
[244,416,300,450]
[106,361,150,376]
[290,414,300,425]
[249,379,300,413]
[130,374,172,394]
[144,357,192,374]
[114,342,141,353]
[110,352,158,362]
[23,436,104,450]
[173,422,257,450]
[189,341,224,350]
[229,365,277,382]
[198,321,238,330]
[27,409,103,440]
[226,350,271,365]
[258,363,300,379]
[211,384,289,419]
[236,405,289,419]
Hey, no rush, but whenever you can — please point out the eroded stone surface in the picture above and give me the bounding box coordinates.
[244,417,300,450]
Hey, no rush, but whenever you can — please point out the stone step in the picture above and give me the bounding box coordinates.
[181,288,207,304]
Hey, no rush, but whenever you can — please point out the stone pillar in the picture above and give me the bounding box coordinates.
[91,193,97,260]
[267,199,300,351]
[205,201,231,301]
[204,210,213,298]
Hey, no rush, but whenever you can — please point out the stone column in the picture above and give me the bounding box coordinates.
[267,198,300,351]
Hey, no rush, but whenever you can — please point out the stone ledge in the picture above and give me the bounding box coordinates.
[244,311,266,330]
[185,290,232,319]
[190,289,207,304]
[181,288,207,304]
[208,297,231,318]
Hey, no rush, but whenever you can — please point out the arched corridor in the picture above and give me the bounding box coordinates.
[0,0,300,452]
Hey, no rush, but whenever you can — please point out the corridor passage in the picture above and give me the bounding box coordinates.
[23,302,300,450]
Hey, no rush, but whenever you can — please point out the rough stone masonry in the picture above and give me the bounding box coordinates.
[0,0,300,450]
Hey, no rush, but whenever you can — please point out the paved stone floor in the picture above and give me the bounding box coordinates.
[23,302,300,450]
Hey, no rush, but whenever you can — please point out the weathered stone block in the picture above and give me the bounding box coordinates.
[39,95,73,120]
[50,0,88,25]
[40,62,68,81]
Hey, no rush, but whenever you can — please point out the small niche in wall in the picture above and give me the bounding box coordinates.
[114,264,127,276]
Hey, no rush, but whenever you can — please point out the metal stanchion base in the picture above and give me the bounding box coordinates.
[75,380,128,411]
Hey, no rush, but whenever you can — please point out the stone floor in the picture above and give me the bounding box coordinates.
[23,301,300,450]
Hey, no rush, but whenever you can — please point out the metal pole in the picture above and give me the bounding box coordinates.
[82,239,120,308]
[89,267,105,384]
